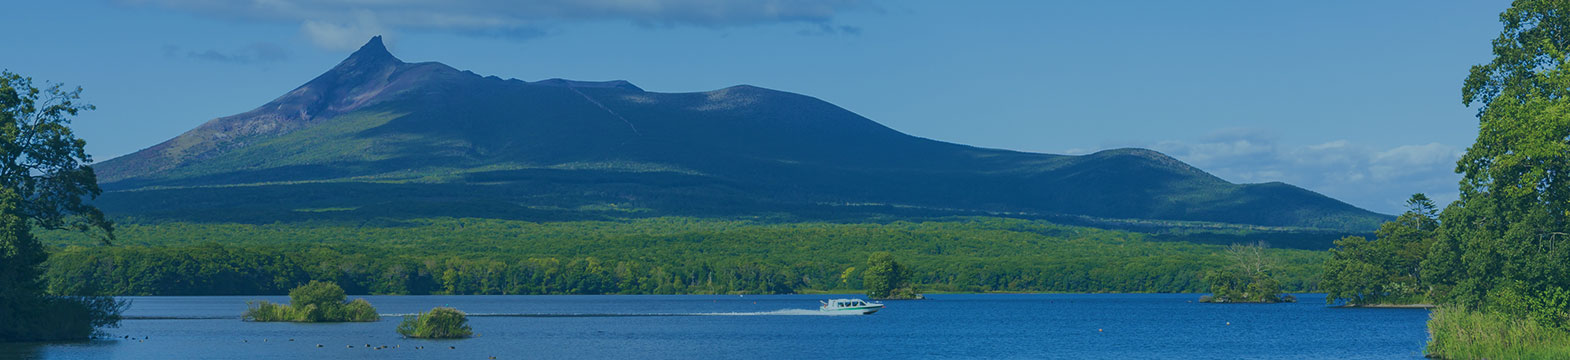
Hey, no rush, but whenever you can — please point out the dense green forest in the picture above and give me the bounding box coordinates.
[36,217,1328,296]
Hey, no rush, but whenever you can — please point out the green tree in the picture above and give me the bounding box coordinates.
[1321,236,1384,304]
[863,252,894,298]
[1425,3,1570,357]
[0,71,113,240]
[863,252,917,299]
[0,71,119,342]
[1445,0,1570,319]
[1321,194,1440,305]
[290,280,347,311]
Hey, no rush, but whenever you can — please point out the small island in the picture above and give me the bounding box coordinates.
[397,307,473,339]
[242,281,379,322]
[1198,243,1296,304]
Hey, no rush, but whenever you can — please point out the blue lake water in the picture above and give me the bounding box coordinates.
[0,293,1430,359]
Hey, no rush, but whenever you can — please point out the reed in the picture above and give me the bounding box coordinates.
[1426,307,1570,359]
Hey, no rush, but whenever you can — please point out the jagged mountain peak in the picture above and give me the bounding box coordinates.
[336,35,402,70]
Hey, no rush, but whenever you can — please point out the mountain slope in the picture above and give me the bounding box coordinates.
[94,36,1389,231]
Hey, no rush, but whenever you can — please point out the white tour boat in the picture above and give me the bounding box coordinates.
[819,298,884,314]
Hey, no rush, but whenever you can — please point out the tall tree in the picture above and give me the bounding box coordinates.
[0,70,119,342]
[863,252,915,299]
[863,252,898,299]
[1446,0,1570,318]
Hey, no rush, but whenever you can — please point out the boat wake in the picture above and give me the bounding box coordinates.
[127,308,872,319]
[696,309,863,316]
[380,309,863,318]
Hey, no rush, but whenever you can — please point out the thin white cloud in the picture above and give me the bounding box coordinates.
[163,42,291,64]
[1369,142,1461,181]
[1147,129,1463,214]
[117,0,875,50]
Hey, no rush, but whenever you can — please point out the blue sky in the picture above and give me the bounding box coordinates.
[0,1,1510,214]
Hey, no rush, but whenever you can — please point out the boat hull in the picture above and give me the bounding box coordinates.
[821,305,883,315]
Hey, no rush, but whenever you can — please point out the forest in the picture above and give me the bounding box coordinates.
[35,216,1329,296]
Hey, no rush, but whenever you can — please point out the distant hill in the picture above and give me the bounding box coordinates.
[94,36,1389,231]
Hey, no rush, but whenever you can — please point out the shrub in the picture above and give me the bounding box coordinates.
[396,307,472,339]
[242,281,379,322]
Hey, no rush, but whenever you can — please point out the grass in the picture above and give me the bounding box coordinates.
[1427,307,1570,359]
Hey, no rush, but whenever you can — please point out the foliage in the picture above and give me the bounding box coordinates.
[290,280,346,313]
[0,189,46,338]
[242,281,378,322]
[37,217,1329,296]
[396,307,472,339]
[0,71,118,342]
[0,295,126,342]
[1199,242,1294,303]
[863,252,917,299]
[0,71,113,240]
[1427,307,1570,360]
[1412,0,1570,330]
[1416,2,1570,357]
[1320,194,1439,305]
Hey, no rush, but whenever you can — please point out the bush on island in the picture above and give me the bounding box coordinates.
[242,281,378,322]
[396,307,472,339]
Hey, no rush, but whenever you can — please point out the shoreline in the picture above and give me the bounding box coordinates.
[105,292,1337,298]
[1332,303,1436,309]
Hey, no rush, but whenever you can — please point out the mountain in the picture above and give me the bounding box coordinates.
[93,36,1389,231]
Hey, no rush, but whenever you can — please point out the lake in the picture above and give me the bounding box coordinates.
[0,293,1430,359]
